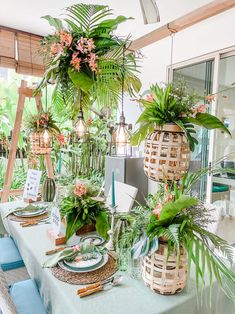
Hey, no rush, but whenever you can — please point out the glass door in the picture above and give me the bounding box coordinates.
[211,52,235,210]
[173,60,214,200]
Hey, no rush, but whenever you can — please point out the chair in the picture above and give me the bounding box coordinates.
[106,181,138,213]
[0,268,47,314]
[0,237,24,272]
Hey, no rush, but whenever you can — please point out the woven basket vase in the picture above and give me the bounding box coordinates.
[29,132,51,155]
[144,124,190,182]
[142,242,187,295]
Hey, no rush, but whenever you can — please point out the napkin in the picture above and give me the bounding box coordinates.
[43,247,78,268]
[4,204,42,218]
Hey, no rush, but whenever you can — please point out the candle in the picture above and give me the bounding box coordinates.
[111,170,115,207]
[57,150,62,174]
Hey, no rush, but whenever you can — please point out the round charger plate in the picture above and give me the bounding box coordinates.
[58,253,109,273]
[14,208,47,218]
[80,234,105,246]
[51,253,116,285]
[63,251,103,271]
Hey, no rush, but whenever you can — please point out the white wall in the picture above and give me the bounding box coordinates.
[123,7,235,193]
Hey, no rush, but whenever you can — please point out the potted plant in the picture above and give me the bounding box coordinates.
[120,169,235,298]
[131,82,230,182]
[25,111,60,155]
[38,3,141,112]
[60,180,109,241]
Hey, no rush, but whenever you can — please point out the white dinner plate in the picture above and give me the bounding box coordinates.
[64,251,103,270]
[14,207,47,218]
[58,253,109,273]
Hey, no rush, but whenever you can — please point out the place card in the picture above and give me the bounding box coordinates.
[47,206,66,246]
[23,169,42,202]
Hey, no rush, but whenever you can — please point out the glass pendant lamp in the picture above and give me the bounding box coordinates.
[75,108,87,139]
[114,47,132,157]
[40,124,52,148]
[75,94,87,139]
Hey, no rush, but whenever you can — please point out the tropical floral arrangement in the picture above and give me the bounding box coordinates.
[24,111,60,135]
[131,82,230,151]
[39,3,141,110]
[60,180,109,240]
[120,168,235,299]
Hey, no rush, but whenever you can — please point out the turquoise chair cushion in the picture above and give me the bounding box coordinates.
[0,237,24,271]
[10,279,47,314]
[212,184,230,193]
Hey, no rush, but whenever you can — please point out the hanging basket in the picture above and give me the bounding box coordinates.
[144,123,190,182]
[29,132,51,155]
[142,242,187,295]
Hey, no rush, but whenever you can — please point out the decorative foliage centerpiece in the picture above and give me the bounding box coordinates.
[60,180,109,241]
[39,3,141,110]
[131,82,230,182]
[120,170,235,297]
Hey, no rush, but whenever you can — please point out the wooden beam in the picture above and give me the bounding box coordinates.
[130,0,235,50]
[0,189,23,198]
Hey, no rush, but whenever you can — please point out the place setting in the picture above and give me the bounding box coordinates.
[43,236,118,296]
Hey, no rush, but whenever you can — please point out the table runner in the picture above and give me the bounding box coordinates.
[1,201,235,314]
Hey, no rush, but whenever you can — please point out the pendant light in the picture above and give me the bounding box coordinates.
[114,46,132,157]
[40,87,52,149]
[75,94,87,139]
[167,23,177,83]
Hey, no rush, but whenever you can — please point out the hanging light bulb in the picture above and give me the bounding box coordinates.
[75,108,87,139]
[40,125,52,148]
[116,115,129,156]
[114,46,132,157]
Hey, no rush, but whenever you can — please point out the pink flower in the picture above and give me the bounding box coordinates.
[76,37,96,54]
[73,245,80,252]
[57,134,66,146]
[152,203,162,219]
[59,31,72,47]
[146,94,154,102]
[87,38,95,51]
[50,43,63,55]
[74,182,87,197]
[70,52,81,71]
[192,104,208,116]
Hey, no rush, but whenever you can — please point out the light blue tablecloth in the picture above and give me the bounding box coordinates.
[0,201,235,314]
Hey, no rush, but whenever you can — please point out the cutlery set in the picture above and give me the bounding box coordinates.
[20,217,50,227]
[77,275,123,298]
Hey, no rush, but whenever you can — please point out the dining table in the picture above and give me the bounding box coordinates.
[0,200,235,314]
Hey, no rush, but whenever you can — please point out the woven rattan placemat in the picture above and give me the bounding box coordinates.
[51,254,117,285]
[8,213,49,223]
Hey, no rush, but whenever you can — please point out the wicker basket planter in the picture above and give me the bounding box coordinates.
[29,132,51,155]
[144,123,190,182]
[142,242,187,295]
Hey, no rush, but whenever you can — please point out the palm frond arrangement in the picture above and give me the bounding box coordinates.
[120,168,235,300]
[131,81,230,151]
[38,3,141,112]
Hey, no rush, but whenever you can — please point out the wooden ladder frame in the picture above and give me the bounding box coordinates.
[1,80,54,203]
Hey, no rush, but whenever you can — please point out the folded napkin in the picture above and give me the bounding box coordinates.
[43,247,79,268]
[43,244,106,268]
[4,204,42,218]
